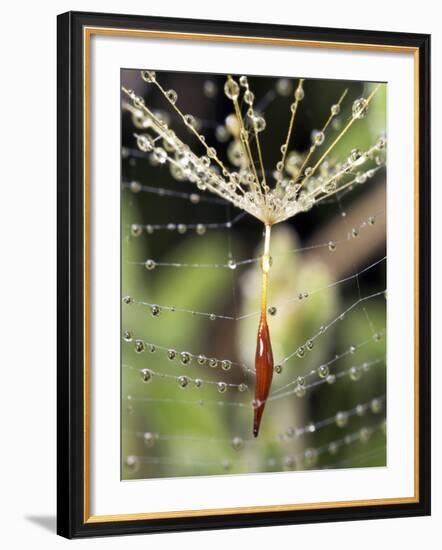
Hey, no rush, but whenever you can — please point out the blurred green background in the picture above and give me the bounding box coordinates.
[121,70,387,479]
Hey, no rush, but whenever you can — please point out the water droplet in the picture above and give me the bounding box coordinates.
[178,375,189,389]
[351,227,359,238]
[331,104,340,116]
[144,258,156,270]
[370,398,383,414]
[377,137,386,150]
[194,378,203,388]
[129,180,142,193]
[306,339,314,350]
[274,364,283,374]
[227,259,237,270]
[136,134,154,153]
[131,224,142,237]
[143,431,157,447]
[231,436,244,451]
[318,365,329,378]
[151,304,160,317]
[125,455,139,472]
[153,147,167,164]
[167,349,176,360]
[349,366,362,381]
[349,345,356,354]
[312,130,325,146]
[141,70,156,83]
[140,368,152,383]
[276,78,292,96]
[356,171,367,184]
[149,344,156,353]
[356,404,366,416]
[165,89,178,104]
[183,114,196,128]
[190,193,200,204]
[221,360,232,371]
[180,351,191,365]
[239,75,248,87]
[296,346,305,358]
[335,411,349,428]
[203,80,217,98]
[295,384,306,398]
[209,358,218,368]
[217,381,227,393]
[268,306,277,316]
[209,313,216,321]
[196,224,206,236]
[350,148,362,162]
[197,354,207,365]
[328,441,339,455]
[304,166,313,177]
[352,97,368,119]
[177,224,187,234]
[326,374,336,385]
[238,383,248,392]
[135,340,145,353]
[224,78,240,100]
[373,332,382,342]
[307,422,316,433]
[294,87,305,101]
[244,89,254,105]
[368,216,376,225]
[359,427,371,443]
[145,224,154,234]
[253,116,266,132]
[123,330,133,342]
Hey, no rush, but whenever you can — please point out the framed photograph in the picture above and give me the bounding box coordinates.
[57,11,431,538]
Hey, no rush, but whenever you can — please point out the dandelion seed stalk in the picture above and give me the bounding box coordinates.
[253,224,274,437]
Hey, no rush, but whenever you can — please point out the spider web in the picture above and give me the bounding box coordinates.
[121,70,387,479]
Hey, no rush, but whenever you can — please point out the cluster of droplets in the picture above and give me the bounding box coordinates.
[123,72,385,227]
[123,329,253,375]
[124,418,386,474]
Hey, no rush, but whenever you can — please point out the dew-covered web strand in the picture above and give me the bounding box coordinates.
[121,71,387,476]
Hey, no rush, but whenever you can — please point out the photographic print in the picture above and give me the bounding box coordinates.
[121,69,387,480]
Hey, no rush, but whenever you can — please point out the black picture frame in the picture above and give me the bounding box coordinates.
[57,10,431,539]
